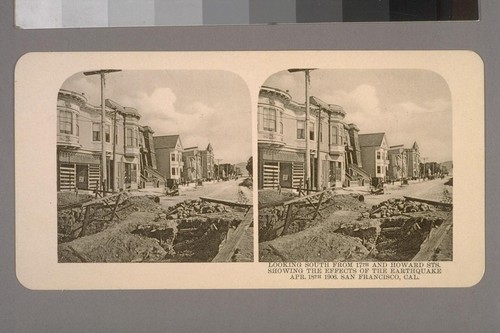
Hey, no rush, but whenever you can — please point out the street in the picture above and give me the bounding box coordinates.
[351,177,453,207]
[136,178,252,210]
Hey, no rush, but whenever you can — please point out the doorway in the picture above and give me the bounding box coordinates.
[279,162,292,188]
[76,164,88,190]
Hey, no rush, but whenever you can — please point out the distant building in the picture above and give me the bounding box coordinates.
[139,125,165,188]
[200,143,215,180]
[153,135,184,183]
[359,132,390,184]
[344,123,371,187]
[56,89,142,192]
[405,141,421,179]
[182,146,202,182]
[388,144,408,181]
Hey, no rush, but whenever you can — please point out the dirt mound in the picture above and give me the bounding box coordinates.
[58,194,162,243]
[258,189,296,206]
[260,211,370,262]
[260,230,369,262]
[57,192,93,207]
[128,195,161,212]
[59,212,168,262]
[321,194,367,212]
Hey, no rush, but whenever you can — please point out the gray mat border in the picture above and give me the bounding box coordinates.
[1,1,498,332]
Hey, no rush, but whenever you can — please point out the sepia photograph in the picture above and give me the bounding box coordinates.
[258,69,453,263]
[55,70,253,263]
[14,51,483,289]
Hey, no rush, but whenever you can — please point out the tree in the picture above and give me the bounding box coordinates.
[246,156,253,178]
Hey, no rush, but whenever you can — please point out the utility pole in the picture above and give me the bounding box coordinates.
[289,68,316,194]
[316,108,321,190]
[112,110,117,192]
[83,69,121,195]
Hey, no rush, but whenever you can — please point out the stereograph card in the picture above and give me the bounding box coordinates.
[15,51,484,289]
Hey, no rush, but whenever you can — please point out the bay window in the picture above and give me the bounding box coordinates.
[263,107,276,131]
[59,110,73,134]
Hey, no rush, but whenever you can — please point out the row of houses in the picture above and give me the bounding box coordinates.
[153,135,216,186]
[56,89,215,192]
[257,86,422,190]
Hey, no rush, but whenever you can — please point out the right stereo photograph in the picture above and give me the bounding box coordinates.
[257,68,453,263]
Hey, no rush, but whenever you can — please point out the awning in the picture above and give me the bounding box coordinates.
[58,151,100,164]
[261,148,305,163]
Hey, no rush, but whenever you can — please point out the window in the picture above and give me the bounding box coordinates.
[134,128,138,147]
[131,164,137,183]
[331,126,339,145]
[263,107,276,131]
[105,124,111,143]
[59,110,72,134]
[377,166,381,174]
[377,151,381,160]
[319,123,323,143]
[75,114,79,136]
[92,123,101,141]
[171,153,176,162]
[171,167,176,176]
[125,163,138,184]
[297,120,305,139]
[126,128,133,147]
[309,122,314,140]
[336,162,342,180]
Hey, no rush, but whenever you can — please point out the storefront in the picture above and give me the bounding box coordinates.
[57,150,101,191]
[258,148,305,189]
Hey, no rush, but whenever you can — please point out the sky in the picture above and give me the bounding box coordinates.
[62,70,252,164]
[264,69,452,163]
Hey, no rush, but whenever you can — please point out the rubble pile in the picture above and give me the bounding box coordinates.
[165,199,228,219]
[362,198,436,219]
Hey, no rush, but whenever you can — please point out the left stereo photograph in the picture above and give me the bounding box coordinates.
[54,69,253,263]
